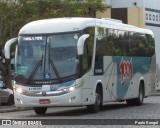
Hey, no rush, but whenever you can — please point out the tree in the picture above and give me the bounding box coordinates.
[0,0,105,89]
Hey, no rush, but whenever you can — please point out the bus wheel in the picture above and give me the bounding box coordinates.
[87,92,101,113]
[126,83,144,106]
[33,107,47,115]
[134,83,144,105]
[7,95,14,105]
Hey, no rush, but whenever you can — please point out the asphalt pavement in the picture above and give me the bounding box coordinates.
[0,104,32,113]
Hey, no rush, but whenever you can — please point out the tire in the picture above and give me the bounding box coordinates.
[7,95,14,105]
[33,107,47,115]
[134,84,144,105]
[126,83,144,106]
[126,99,135,106]
[87,92,101,113]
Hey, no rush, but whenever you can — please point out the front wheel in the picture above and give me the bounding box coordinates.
[33,107,47,115]
[87,93,101,113]
[7,95,14,105]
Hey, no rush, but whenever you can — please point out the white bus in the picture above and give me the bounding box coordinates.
[5,18,156,115]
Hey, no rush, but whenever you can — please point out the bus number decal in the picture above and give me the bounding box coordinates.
[120,58,132,83]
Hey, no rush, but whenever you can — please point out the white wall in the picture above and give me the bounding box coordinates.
[110,0,144,8]
[105,0,111,6]
[104,0,160,10]
[144,0,160,10]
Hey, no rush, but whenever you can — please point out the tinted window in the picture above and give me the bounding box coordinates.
[95,27,155,57]
[81,27,94,75]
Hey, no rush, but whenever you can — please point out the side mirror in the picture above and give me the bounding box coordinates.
[4,38,18,59]
[77,34,90,55]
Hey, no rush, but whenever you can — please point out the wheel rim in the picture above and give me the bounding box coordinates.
[95,93,100,107]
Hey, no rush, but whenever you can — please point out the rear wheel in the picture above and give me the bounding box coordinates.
[33,107,47,115]
[126,83,144,106]
[134,84,144,105]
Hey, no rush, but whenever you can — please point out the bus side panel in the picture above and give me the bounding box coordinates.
[124,73,142,99]
[81,72,95,105]
[125,55,156,98]
[143,54,156,96]
[103,56,117,102]
[112,56,154,100]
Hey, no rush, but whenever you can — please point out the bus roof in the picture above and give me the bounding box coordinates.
[19,17,153,36]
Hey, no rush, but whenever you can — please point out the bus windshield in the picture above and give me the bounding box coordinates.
[15,33,80,84]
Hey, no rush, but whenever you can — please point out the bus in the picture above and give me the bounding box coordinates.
[4,17,156,115]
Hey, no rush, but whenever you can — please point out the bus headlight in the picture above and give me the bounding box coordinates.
[15,87,26,94]
[69,86,75,92]
[62,81,83,93]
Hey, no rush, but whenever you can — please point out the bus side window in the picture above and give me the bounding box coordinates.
[145,34,155,57]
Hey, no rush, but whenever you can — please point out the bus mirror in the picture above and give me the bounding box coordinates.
[4,37,18,59]
[77,34,89,55]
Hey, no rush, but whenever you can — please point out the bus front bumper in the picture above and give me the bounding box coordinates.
[14,88,82,107]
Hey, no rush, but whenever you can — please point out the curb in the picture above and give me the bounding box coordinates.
[0,105,32,113]
[153,90,160,96]
[153,93,160,96]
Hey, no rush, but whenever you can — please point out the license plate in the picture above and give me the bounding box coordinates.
[28,87,42,91]
[39,99,51,104]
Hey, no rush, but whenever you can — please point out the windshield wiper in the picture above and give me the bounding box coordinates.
[27,54,43,82]
[48,49,61,83]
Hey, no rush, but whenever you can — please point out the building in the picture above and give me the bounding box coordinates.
[96,0,160,90]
